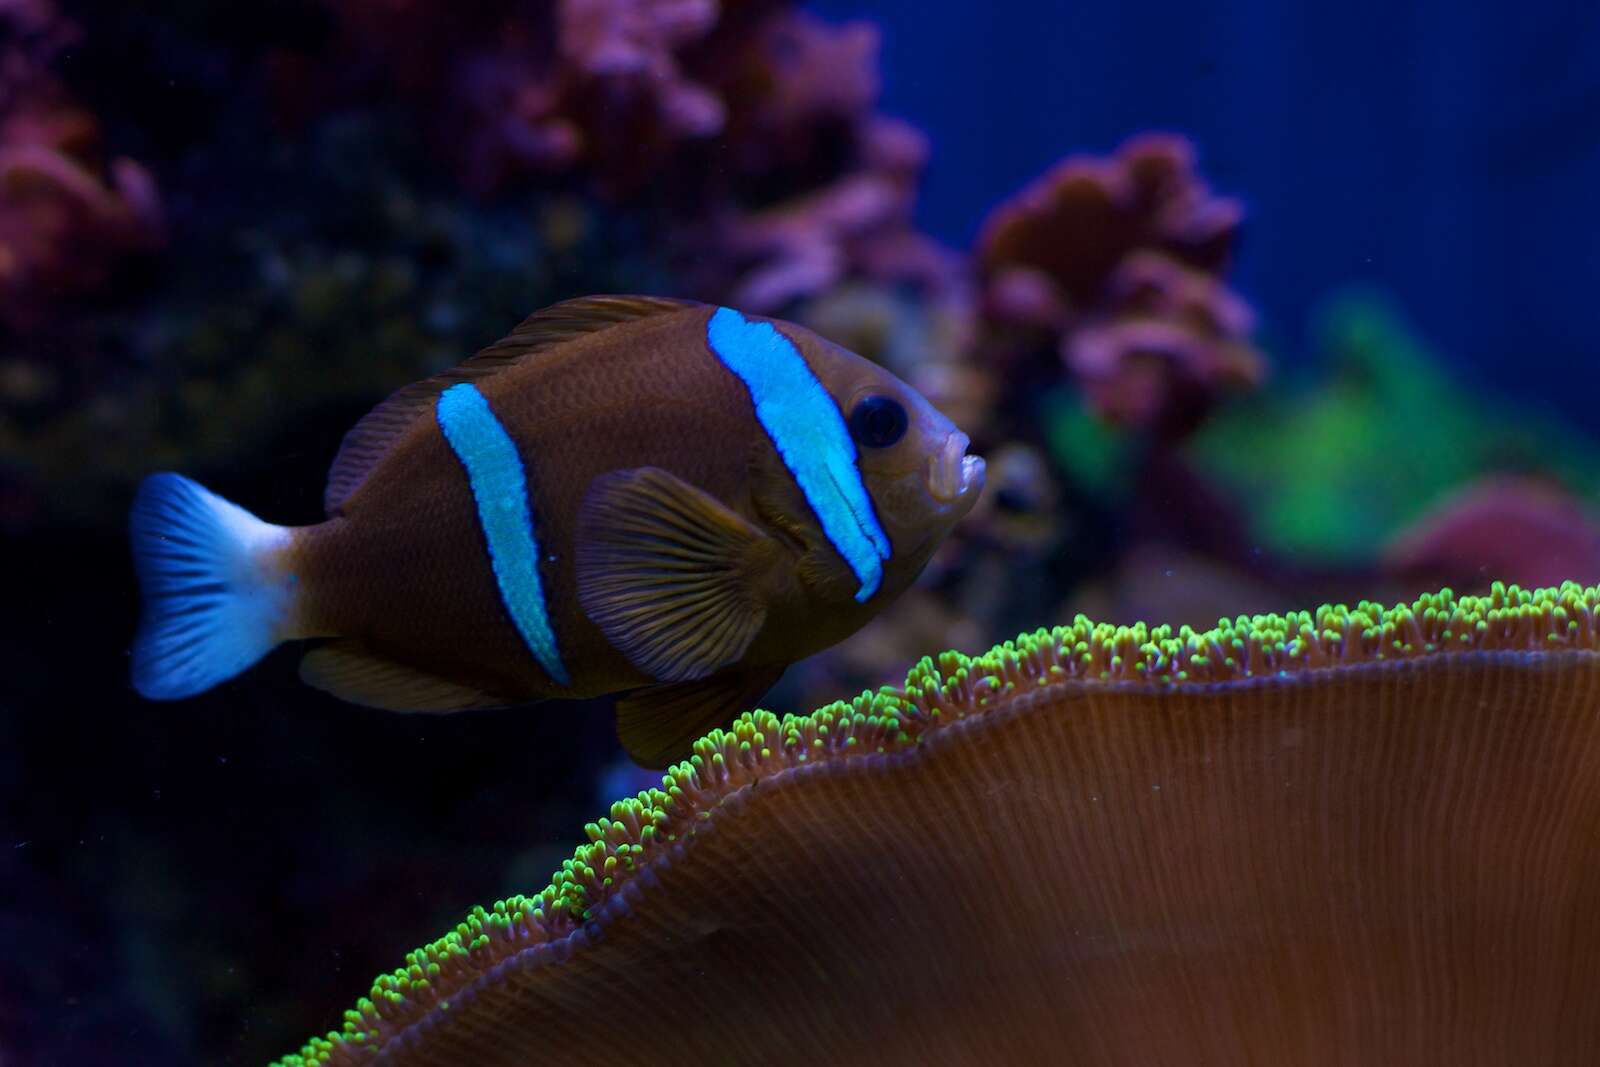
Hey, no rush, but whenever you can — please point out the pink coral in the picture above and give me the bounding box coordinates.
[707,9,882,175]
[1066,250,1262,438]
[303,1,952,310]
[295,0,949,314]
[754,9,878,127]
[565,0,725,131]
[714,116,928,310]
[0,0,164,333]
[977,133,1241,307]
[453,0,728,194]
[1383,477,1600,592]
[292,0,730,196]
[690,12,957,312]
[976,133,1258,438]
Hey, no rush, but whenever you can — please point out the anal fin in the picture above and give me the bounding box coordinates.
[615,666,786,769]
[300,640,494,712]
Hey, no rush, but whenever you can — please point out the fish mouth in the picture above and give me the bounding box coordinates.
[927,431,985,505]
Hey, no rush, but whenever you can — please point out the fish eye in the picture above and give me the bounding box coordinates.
[848,395,908,449]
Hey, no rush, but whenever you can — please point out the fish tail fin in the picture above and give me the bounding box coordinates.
[129,473,297,700]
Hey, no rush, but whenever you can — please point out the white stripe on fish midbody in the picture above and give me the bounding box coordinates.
[435,381,570,687]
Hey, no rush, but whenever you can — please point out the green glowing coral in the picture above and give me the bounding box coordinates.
[273,580,1600,1067]
[1189,293,1600,560]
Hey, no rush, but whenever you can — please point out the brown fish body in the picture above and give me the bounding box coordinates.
[130,297,985,765]
[293,308,759,700]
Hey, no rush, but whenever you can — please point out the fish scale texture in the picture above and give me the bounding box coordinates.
[276,583,1600,1066]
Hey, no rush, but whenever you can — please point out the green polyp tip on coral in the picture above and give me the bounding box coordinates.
[271,580,1600,1067]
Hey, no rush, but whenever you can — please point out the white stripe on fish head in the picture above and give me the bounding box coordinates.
[705,306,891,602]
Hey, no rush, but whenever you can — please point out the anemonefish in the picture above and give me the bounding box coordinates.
[129,297,986,766]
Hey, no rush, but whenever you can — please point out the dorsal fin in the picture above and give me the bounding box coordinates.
[322,295,701,515]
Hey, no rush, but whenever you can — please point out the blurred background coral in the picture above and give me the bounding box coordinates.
[4,1,1598,1062]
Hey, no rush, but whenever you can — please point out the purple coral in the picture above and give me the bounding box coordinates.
[289,0,951,312]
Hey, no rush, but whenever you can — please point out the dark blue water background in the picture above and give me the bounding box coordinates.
[819,0,1600,426]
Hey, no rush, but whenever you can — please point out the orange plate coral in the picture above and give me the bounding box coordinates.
[277,582,1600,1066]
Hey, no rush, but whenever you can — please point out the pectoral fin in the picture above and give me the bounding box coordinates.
[300,640,494,712]
[615,665,786,768]
[576,467,789,683]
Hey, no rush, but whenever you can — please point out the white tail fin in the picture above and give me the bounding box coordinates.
[129,473,295,700]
